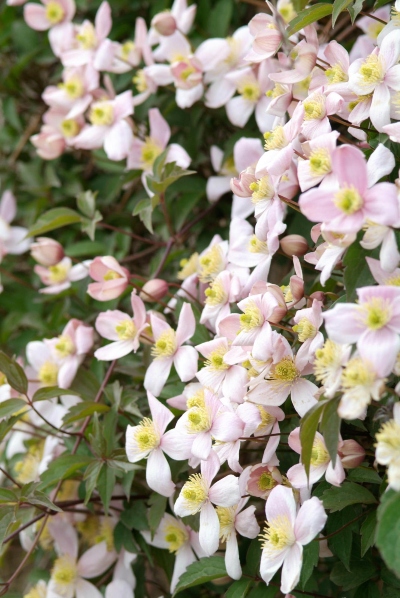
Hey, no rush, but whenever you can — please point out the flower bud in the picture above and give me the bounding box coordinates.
[30,237,64,267]
[280,234,309,257]
[140,279,169,302]
[307,291,326,307]
[339,439,366,469]
[151,12,177,36]
[87,256,129,301]
[247,463,283,499]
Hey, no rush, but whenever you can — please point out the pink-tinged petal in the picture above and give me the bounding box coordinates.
[367,144,395,187]
[176,84,204,109]
[380,30,400,69]
[146,448,175,497]
[148,391,174,432]
[24,3,50,30]
[191,431,212,460]
[113,90,133,120]
[294,496,327,545]
[280,543,303,595]
[287,462,327,488]
[171,544,196,593]
[383,121,400,142]
[95,311,130,341]
[385,64,400,90]
[144,358,172,396]
[225,534,242,580]
[48,519,78,559]
[0,191,16,223]
[150,313,171,340]
[370,83,391,132]
[262,422,281,463]
[199,501,220,556]
[148,107,170,148]
[176,302,196,345]
[234,137,263,172]
[209,475,240,507]
[205,78,236,108]
[76,579,103,598]
[266,486,296,526]
[104,120,133,161]
[260,547,287,584]
[94,339,135,361]
[174,346,198,382]
[73,125,107,150]
[206,175,232,202]
[161,428,194,460]
[201,449,220,482]
[288,427,301,454]
[105,581,133,598]
[131,292,146,329]
[212,412,244,442]
[166,143,191,169]
[95,1,112,40]
[291,379,318,417]
[323,304,364,343]
[226,96,255,128]
[196,38,230,71]
[58,356,81,389]
[236,505,260,539]
[77,541,116,578]
[363,183,399,226]
[358,327,400,377]
[255,96,276,133]
[325,458,345,487]
[331,145,367,193]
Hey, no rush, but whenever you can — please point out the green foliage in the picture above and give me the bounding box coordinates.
[287,4,333,35]
[376,490,400,578]
[173,557,227,595]
[322,482,377,512]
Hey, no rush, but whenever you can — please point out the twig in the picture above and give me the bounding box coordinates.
[153,237,174,279]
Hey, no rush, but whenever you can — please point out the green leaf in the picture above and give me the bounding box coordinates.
[343,243,376,301]
[121,500,149,531]
[376,490,400,577]
[331,559,377,590]
[147,493,167,537]
[348,468,382,485]
[326,507,355,569]
[173,556,227,595]
[0,508,15,546]
[320,398,340,467]
[28,208,82,237]
[77,190,97,218]
[0,488,18,503]
[114,520,139,554]
[243,538,262,577]
[0,351,28,394]
[97,463,116,515]
[24,490,63,512]
[287,4,333,35]
[0,398,27,419]
[300,399,329,478]
[332,0,354,26]
[33,387,80,402]
[38,455,94,488]
[225,579,253,598]
[207,0,233,37]
[322,482,377,512]
[62,401,110,425]
[300,539,319,588]
[349,0,364,20]
[354,581,380,598]
[83,460,103,505]
[361,510,377,557]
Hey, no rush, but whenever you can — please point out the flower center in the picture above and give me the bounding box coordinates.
[249,175,275,203]
[115,320,137,340]
[341,358,375,389]
[178,252,199,280]
[133,70,148,93]
[238,79,261,102]
[314,340,342,383]
[271,357,298,382]
[303,95,326,121]
[55,335,75,358]
[293,317,316,342]
[186,405,211,433]
[38,361,58,386]
[24,581,47,598]
[103,269,122,281]
[334,185,363,215]
[257,405,275,429]
[121,40,135,59]
[76,24,97,49]
[248,234,269,254]
[325,63,348,84]
[61,77,84,100]
[278,2,297,22]
[264,126,287,151]
[280,284,293,303]
[217,506,236,541]
[140,137,163,170]
[260,515,295,553]
[181,474,208,513]
[164,524,189,553]
[309,148,331,176]
[45,1,65,24]
[258,471,277,491]
[151,329,177,358]
[376,420,400,453]
[61,119,80,138]
[199,245,224,283]
[134,417,159,452]
[48,263,68,283]
[205,346,229,371]
[239,301,264,332]
[205,279,227,306]
[51,555,78,589]
[362,297,392,330]
[310,437,330,466]
[89,102,114,126]
[266,83,286,99]
[385,275,400,286]
[359,54,384,86]
[186,389,205,409]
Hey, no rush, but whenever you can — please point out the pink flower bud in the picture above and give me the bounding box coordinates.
[247,463,283,499]
[339,439,366,469]
[31,237,64,266]
[280,234,309,257]
[140,279,169,302]
[230,168,257,197]
[151,11,177,36]
[307,291,326,307]
[87,256,130,301]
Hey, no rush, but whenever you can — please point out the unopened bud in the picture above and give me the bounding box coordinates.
[140,279,168,302]
[30,237,64,267]
[339,439,366,469]
[308,291,326,306]
[280,234,309,257]
[151,12,177,36]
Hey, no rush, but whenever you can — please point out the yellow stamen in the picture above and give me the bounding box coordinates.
[181,474,208,512]
[94,518,115,551]
[310,437,330,466]
[38,361,58,387]
[303,94,326,121]
[60,77,84,100]
[248,234,269,254]
[334,185,363,214]
[134,417,159,452]
[216,506,236,541]
[263,126,287,151]
[178,253,199,280]
[48,263,68,283]
[61,119,80,138]
[325,63,348,85]
[89,102,114,126]
[205,278,227,306]
[103,269,122,281]
[341,358,375,389]
[186,389,205,409]
[51,555,77,589]
[308,148,331,176]
[359,54,384,87]
[362,297,391,330]
[270,357,298,382]
[55,335,75,358]
[45,1,65,24]
[260,515,295,552]
[293,317,315,342]
[76,24,96,50]
[249,175,275,203]
[115,320,137,340]
[140,137,163,170]
[238,79,261,102]
[151,329,177,358]
[164,524,189,553]
[239,301,263,332]
[258,471,278,491]
[199,245,224,283]
[186,405,211,432]
[133,70,148,93]
[314,340,343,384]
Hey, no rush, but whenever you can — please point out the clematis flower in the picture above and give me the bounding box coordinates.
[237,402,285,462]
[245,10,282,63]
[287,428,345,488]
[149,0,196,42]
[144,303,198,396]
[323,285,400,376]
[337,355,384,419]
[246,463,283,499]
[312,339,352,398]
[24,0,75,31]
[375,403,400,490]
[94,291,148,360]
[174,451,241,556]
[292,299,324,369]
[87,256,130,301]
[47,319,94,388]
[0,191,31,260]
[30,237,64,267]
[366,257,400,286]
[42,65,99,118]
[259,485,327,594]
[200,270,243,334]
[34,257,90,294]
[126,392,178,497]
[31,107,84,160]
[297,131,340,192]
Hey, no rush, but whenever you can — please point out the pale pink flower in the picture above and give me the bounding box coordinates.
[144,303,198,396]
[94,291,148,360]
[297,131,340,192]
[366,257,400,286]
[34,257,90,294]
[31,107,84,159]
[304,227,356,286]
[237,402,285,462]
[126,392,178,497]
[200,270,243,333]
[31,237,64,266]
[269,30,318,85]
[337,355,384,419]
[73,90,134,161]
[174,451,241,556]
[47,319,94,388]
[87,256,130,301]
[260,485,327,594]
[42,65,99,119]
[324,285,400,376]
[246,463,283,499]
[149,0,197,43]
[0,191,31,260]
[245,11,281,63]
[299,145,399,234]
[287,428,345,489]
[24,0,75,31]
[299,91,343,139]
[292,299,324,369]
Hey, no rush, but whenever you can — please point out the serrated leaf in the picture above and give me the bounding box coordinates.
[376,490,400,576]
[0,398,27,419]
[0,509,15,546]
[62,401,110,425]
[349,0,364,21]
[331,559,377,590]
[0,351,28,394]
[225,579,253,598]
[38,455,94,488]
[147,493,167,537]
[287,4,333,35]
[322,481,377,512]
[332,0,354,26]
[320,398,340,467]
[173,556,227,595]
[97,463,116,515]
[121,500,149,531]
[300,399,329,478]
[361,510,377,556]
[348,468,382,485]
[300,539,319,588]
[28,208,82,237]
[83,460,103,505]
[33,387,80,402]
